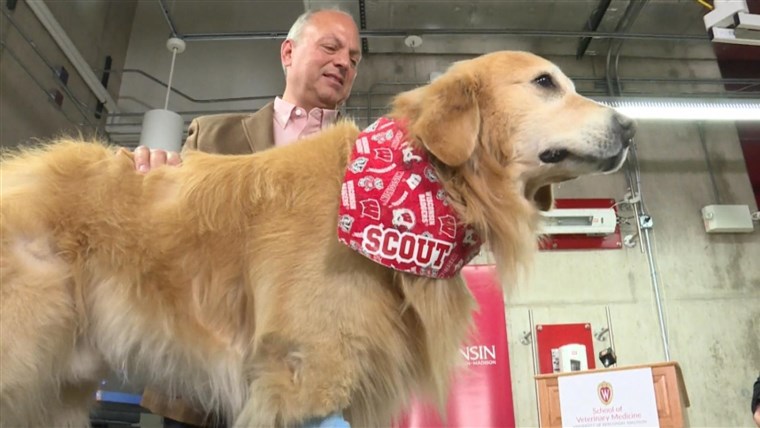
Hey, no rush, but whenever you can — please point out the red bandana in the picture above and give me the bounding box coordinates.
[337,117,482,279]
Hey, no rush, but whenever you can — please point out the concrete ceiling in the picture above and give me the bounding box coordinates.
[160,0,718,60]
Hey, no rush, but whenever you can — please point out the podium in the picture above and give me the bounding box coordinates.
[535,362,689,427]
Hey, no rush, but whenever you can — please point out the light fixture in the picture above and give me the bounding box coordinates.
[137,37,186,152]
[703,0,760,47]
[595,97,760,121]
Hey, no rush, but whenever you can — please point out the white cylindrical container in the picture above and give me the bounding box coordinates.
[137,109,184,152]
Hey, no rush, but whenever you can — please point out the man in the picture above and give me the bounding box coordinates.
[134,7,360,168]
[135,8,361,427]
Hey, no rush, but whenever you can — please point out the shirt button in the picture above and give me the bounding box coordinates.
[295,109,303,117]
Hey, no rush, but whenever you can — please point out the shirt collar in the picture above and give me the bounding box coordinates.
[274,97,339,128]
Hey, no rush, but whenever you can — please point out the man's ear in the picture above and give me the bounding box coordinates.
[281,39,294,68]
[401,67,481,167]
[533,185,554,211]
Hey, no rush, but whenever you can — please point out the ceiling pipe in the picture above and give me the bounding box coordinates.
[180,28,707,42]
[108,69,276,104]
[25,0,120,113]
[605,0,650,96]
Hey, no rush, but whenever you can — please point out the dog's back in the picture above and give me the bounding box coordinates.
[0,123,460,427]
[0,139,275,425]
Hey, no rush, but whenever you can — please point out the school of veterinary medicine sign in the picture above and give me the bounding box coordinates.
[558,367,660,427]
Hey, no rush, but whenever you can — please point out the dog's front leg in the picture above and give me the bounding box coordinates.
[233,332,355,428]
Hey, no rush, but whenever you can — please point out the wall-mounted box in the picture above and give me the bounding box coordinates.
[701,204,754,233]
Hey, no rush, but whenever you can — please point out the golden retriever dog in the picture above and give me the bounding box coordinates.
[0,51,634,427]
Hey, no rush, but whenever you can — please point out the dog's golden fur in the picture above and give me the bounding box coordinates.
[0,51,632,427]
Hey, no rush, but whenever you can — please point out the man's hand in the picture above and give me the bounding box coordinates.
[133,146,182,173]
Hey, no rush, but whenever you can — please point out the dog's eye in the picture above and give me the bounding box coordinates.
[534,74,556,89]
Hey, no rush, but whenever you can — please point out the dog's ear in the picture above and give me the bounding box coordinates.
[402,67,481,167]
[533,185,554,211]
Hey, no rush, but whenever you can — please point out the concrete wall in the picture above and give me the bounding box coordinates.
[0,0,137,147]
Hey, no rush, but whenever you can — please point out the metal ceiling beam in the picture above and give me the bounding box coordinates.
[180,28,707,42]
[158,0,179,37]
[25,0,120,113]
[577,0,613,59]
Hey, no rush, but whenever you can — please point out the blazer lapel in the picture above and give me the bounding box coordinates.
[241,102,275,153]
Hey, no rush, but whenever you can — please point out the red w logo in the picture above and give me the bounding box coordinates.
[597,381,613,405]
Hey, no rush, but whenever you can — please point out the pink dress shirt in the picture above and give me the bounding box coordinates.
[273,97,339,147]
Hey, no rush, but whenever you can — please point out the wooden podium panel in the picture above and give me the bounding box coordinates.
[535,362,689,427]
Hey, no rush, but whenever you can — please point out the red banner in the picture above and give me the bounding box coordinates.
[397,265,516,427]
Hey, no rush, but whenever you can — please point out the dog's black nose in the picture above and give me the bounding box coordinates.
[613,113,636,146]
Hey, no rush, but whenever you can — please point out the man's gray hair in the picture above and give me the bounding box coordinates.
[286,6,355,43]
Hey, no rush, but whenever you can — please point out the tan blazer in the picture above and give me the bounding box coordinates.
[140,102,275,426]
[182,101,276,155]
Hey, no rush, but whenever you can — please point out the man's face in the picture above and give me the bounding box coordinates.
[281,11,361,110]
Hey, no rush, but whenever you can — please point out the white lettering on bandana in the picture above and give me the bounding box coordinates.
[337,117,482,279]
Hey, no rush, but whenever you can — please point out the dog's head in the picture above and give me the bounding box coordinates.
[390,50,635,212]
[389,51,635,276]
